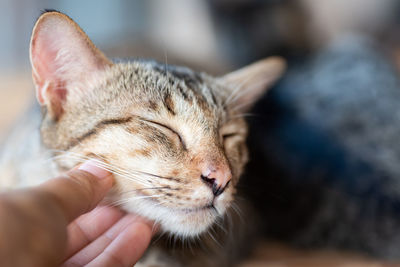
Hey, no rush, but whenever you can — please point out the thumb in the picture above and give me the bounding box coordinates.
[39,160,114,223]
[0,161,114,267]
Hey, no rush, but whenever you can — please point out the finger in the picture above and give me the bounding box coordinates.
[86,220,152,267]
[62,214,149,267]
[0,190,68,267]
[0,161,113,267]
[38,160,113,223]
[65,206,125,259]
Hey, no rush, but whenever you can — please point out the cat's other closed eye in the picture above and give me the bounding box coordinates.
[222,133,239,139]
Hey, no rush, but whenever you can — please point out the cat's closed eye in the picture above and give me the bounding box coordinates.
[221,132,242,148]
[141,118,186,149]
[222,133,239,139]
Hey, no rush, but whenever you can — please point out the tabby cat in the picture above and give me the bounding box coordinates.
[0,11,285,266]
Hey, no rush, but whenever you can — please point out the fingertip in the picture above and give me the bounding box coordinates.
[39,161,114,223]
[85,220,153,267]
[78,160,111,179]
[108,221,153,265]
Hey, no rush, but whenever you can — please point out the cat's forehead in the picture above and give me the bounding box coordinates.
[106,61,226,127]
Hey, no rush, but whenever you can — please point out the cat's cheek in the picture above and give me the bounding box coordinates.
[214,190,234,215]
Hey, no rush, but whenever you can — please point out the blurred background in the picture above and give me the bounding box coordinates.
[1,0,400,137]
[2,0,400,265]
[1,0,400,72]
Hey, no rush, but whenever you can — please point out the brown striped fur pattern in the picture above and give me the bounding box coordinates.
[0,11,285,266]
[45,60,250,237]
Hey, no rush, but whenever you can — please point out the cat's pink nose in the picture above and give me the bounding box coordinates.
[200,164,232,197]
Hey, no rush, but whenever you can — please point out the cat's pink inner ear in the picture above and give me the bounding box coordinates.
[220,57,286,112]
[30,11,112,113]
[31,29,66,105]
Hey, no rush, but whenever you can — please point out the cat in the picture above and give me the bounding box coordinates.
[0,11,285,266]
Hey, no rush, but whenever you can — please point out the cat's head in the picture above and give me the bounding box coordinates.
[30,11,285,237]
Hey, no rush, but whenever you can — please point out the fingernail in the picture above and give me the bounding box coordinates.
[78,160,110,179]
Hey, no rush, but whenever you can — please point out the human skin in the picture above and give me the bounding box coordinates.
[0,161,154,267]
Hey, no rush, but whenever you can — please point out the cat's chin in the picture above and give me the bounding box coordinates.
[160,207,218,237]
[121,199,223,237]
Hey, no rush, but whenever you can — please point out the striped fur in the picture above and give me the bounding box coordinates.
[0,11,285,266]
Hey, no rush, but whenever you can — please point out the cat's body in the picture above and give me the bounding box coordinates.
[245,36,400,259]
[0,106,57,188]
[0,11,285,266]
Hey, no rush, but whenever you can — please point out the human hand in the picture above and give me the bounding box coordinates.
[0,161,154,267]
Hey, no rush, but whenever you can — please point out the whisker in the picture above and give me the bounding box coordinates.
[149,199,169,209]
[230,202,244,224]
[214,217,228,235]
[108,194,163,208]
[53,150,187,184]
[57,156,151,186]
[118,186,176,195]
[51,152,153,186]
[207,229,223,249]
[48,150,196,191]
[152,230,166,246]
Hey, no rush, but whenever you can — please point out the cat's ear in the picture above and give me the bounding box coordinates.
[219,57,286,112]
[30,11,112,118]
